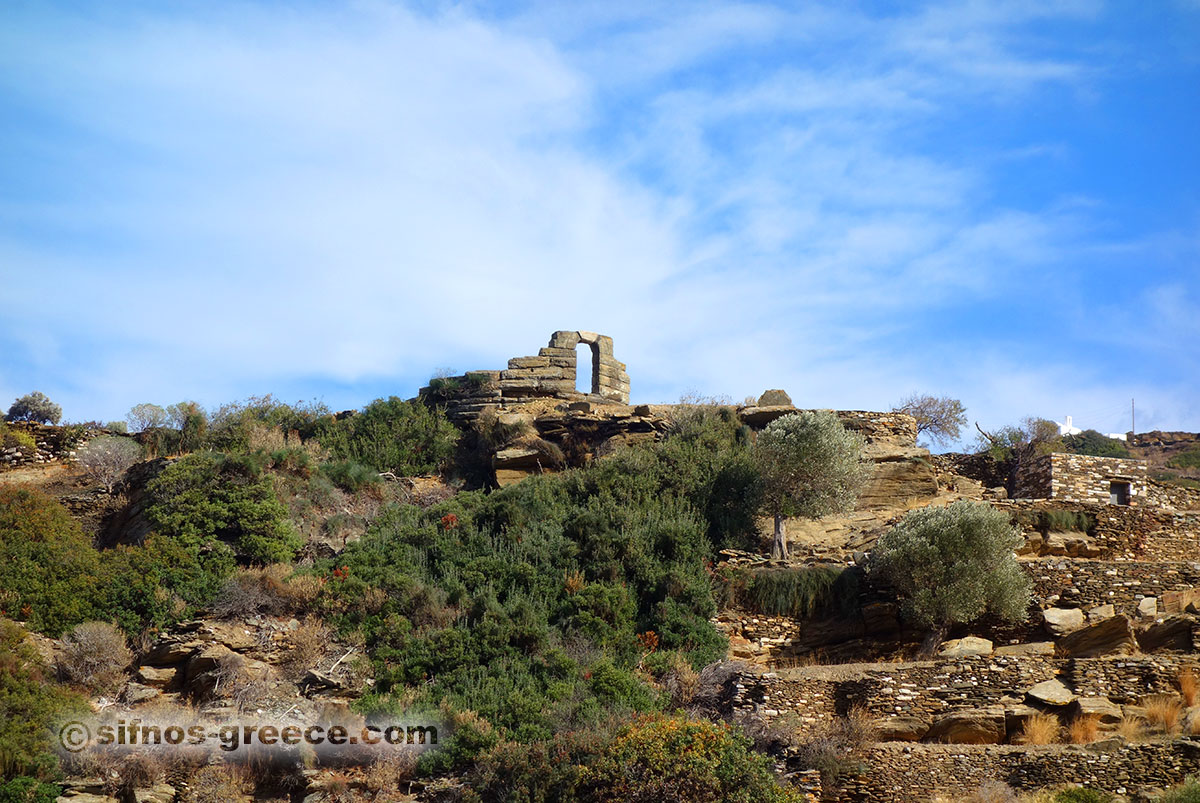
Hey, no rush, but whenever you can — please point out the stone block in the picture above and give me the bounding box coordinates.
[758,389,793,406]
[875,716,929,742]
[548,331,580,349]
[1027,679,1075,706]
[507,356,551,369]
[937,636,993,658]
[924,707,1005,744]
[1042,607,1086,637]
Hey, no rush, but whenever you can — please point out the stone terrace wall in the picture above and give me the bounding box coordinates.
[838,742,1200,802]
[1019,453,1149,506]
[733,655,1200,727]
[0,422,101,470]
[997,500,1200,562]
[1026,558,1200,619]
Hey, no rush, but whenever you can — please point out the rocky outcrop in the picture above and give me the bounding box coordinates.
[924,707,1006,744]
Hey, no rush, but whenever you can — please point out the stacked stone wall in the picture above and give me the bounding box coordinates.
[1020,453,1149,506]
[838,742,1200,802]
[0,422,101,471]
[732,655,1200,726]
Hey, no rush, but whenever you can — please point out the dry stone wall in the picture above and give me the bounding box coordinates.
[838,741,1200,802]
[1018,453,1149,506]
[421,331,630,422]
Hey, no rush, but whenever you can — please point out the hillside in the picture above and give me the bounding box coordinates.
[1,368,1199,803]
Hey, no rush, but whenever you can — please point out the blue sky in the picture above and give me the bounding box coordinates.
[1,0,1197,446]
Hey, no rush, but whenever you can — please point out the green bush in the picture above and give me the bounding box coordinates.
[207,395,330,452]
[1062,429,1129,458]
[726,565,860,619]
[0,619,86,780]
[317,396,458,477]
[145,452,302,564]
[1168,446,1200,471]
[1159,778,1200,803]
[0,488,102,636]
[465,715,801,803]
[319,460,381,494]
[332,419,760,762]
[0,777,60,803]
[581,715,803,802]
[871,500,1031,633]
[0,426,36,455]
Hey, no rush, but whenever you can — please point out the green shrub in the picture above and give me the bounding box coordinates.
[0,619,86,780]
[1159,778,1200,803]
[317,396,458,477]
[0,777,60,803]
[871,500,1031,633]
[145,452,302,564]
[1168,446,1200,471]
[207,395,330,452]
[0,488,102,636]
[0,426,36,455]
[1062,429,1129,458]
[581,715,803,802]
[320,460,381,494]
[727,565,860,619]
[1041,510,1094,532]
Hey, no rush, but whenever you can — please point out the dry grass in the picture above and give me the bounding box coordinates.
[280,617,331,680]
[181,764,252,803]
[930,781,1021,803]
[1144,694,1183,734]
[1116,713,1145,741]
[1019,714,1061,746]
[1180,667,1198,707]
[1068,714,1101,744]
[57,621,133,695]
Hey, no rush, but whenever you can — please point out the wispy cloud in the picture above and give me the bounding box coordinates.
[0,1,1195,439]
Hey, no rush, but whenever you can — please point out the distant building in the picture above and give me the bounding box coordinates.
[1054,415,1128,442]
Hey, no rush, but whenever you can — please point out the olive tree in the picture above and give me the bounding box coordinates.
[76,436,141,492]
[754,411,870,560]
[892,393,967,448]
[871,500,1030,647]
[5,392,62,425]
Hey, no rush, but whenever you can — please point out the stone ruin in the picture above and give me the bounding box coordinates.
[1017,452,1150,507]
[421,330,631,422]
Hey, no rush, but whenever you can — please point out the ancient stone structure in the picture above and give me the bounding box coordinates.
[1017,453,1149,506]
[421,330,630,422]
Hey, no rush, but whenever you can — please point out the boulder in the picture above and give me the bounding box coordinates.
[1088,604,1116,623]
[937,636,994,658]
[924,707,1005,744]
[1137,596,1159,620]
[131,785,175,803]
[1027,679,1075,707]
[1071,696,1123,726]
[122,683,160,705]
[1042,607,1085,637]
[874,716,928,742]
[757,390,793,407]
[136,665,178,688]
[1055,615,1137,658]
[1043,532,1102,558]
[1136,615,1196,653]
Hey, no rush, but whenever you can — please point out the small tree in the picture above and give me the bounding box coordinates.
[871,500,1031,646]
[76,436,141,492]
[126,402,168,433]
[892,394,967,448]
[5,392,62,425]
[754,411,870,561]
[975,417,1063,495]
